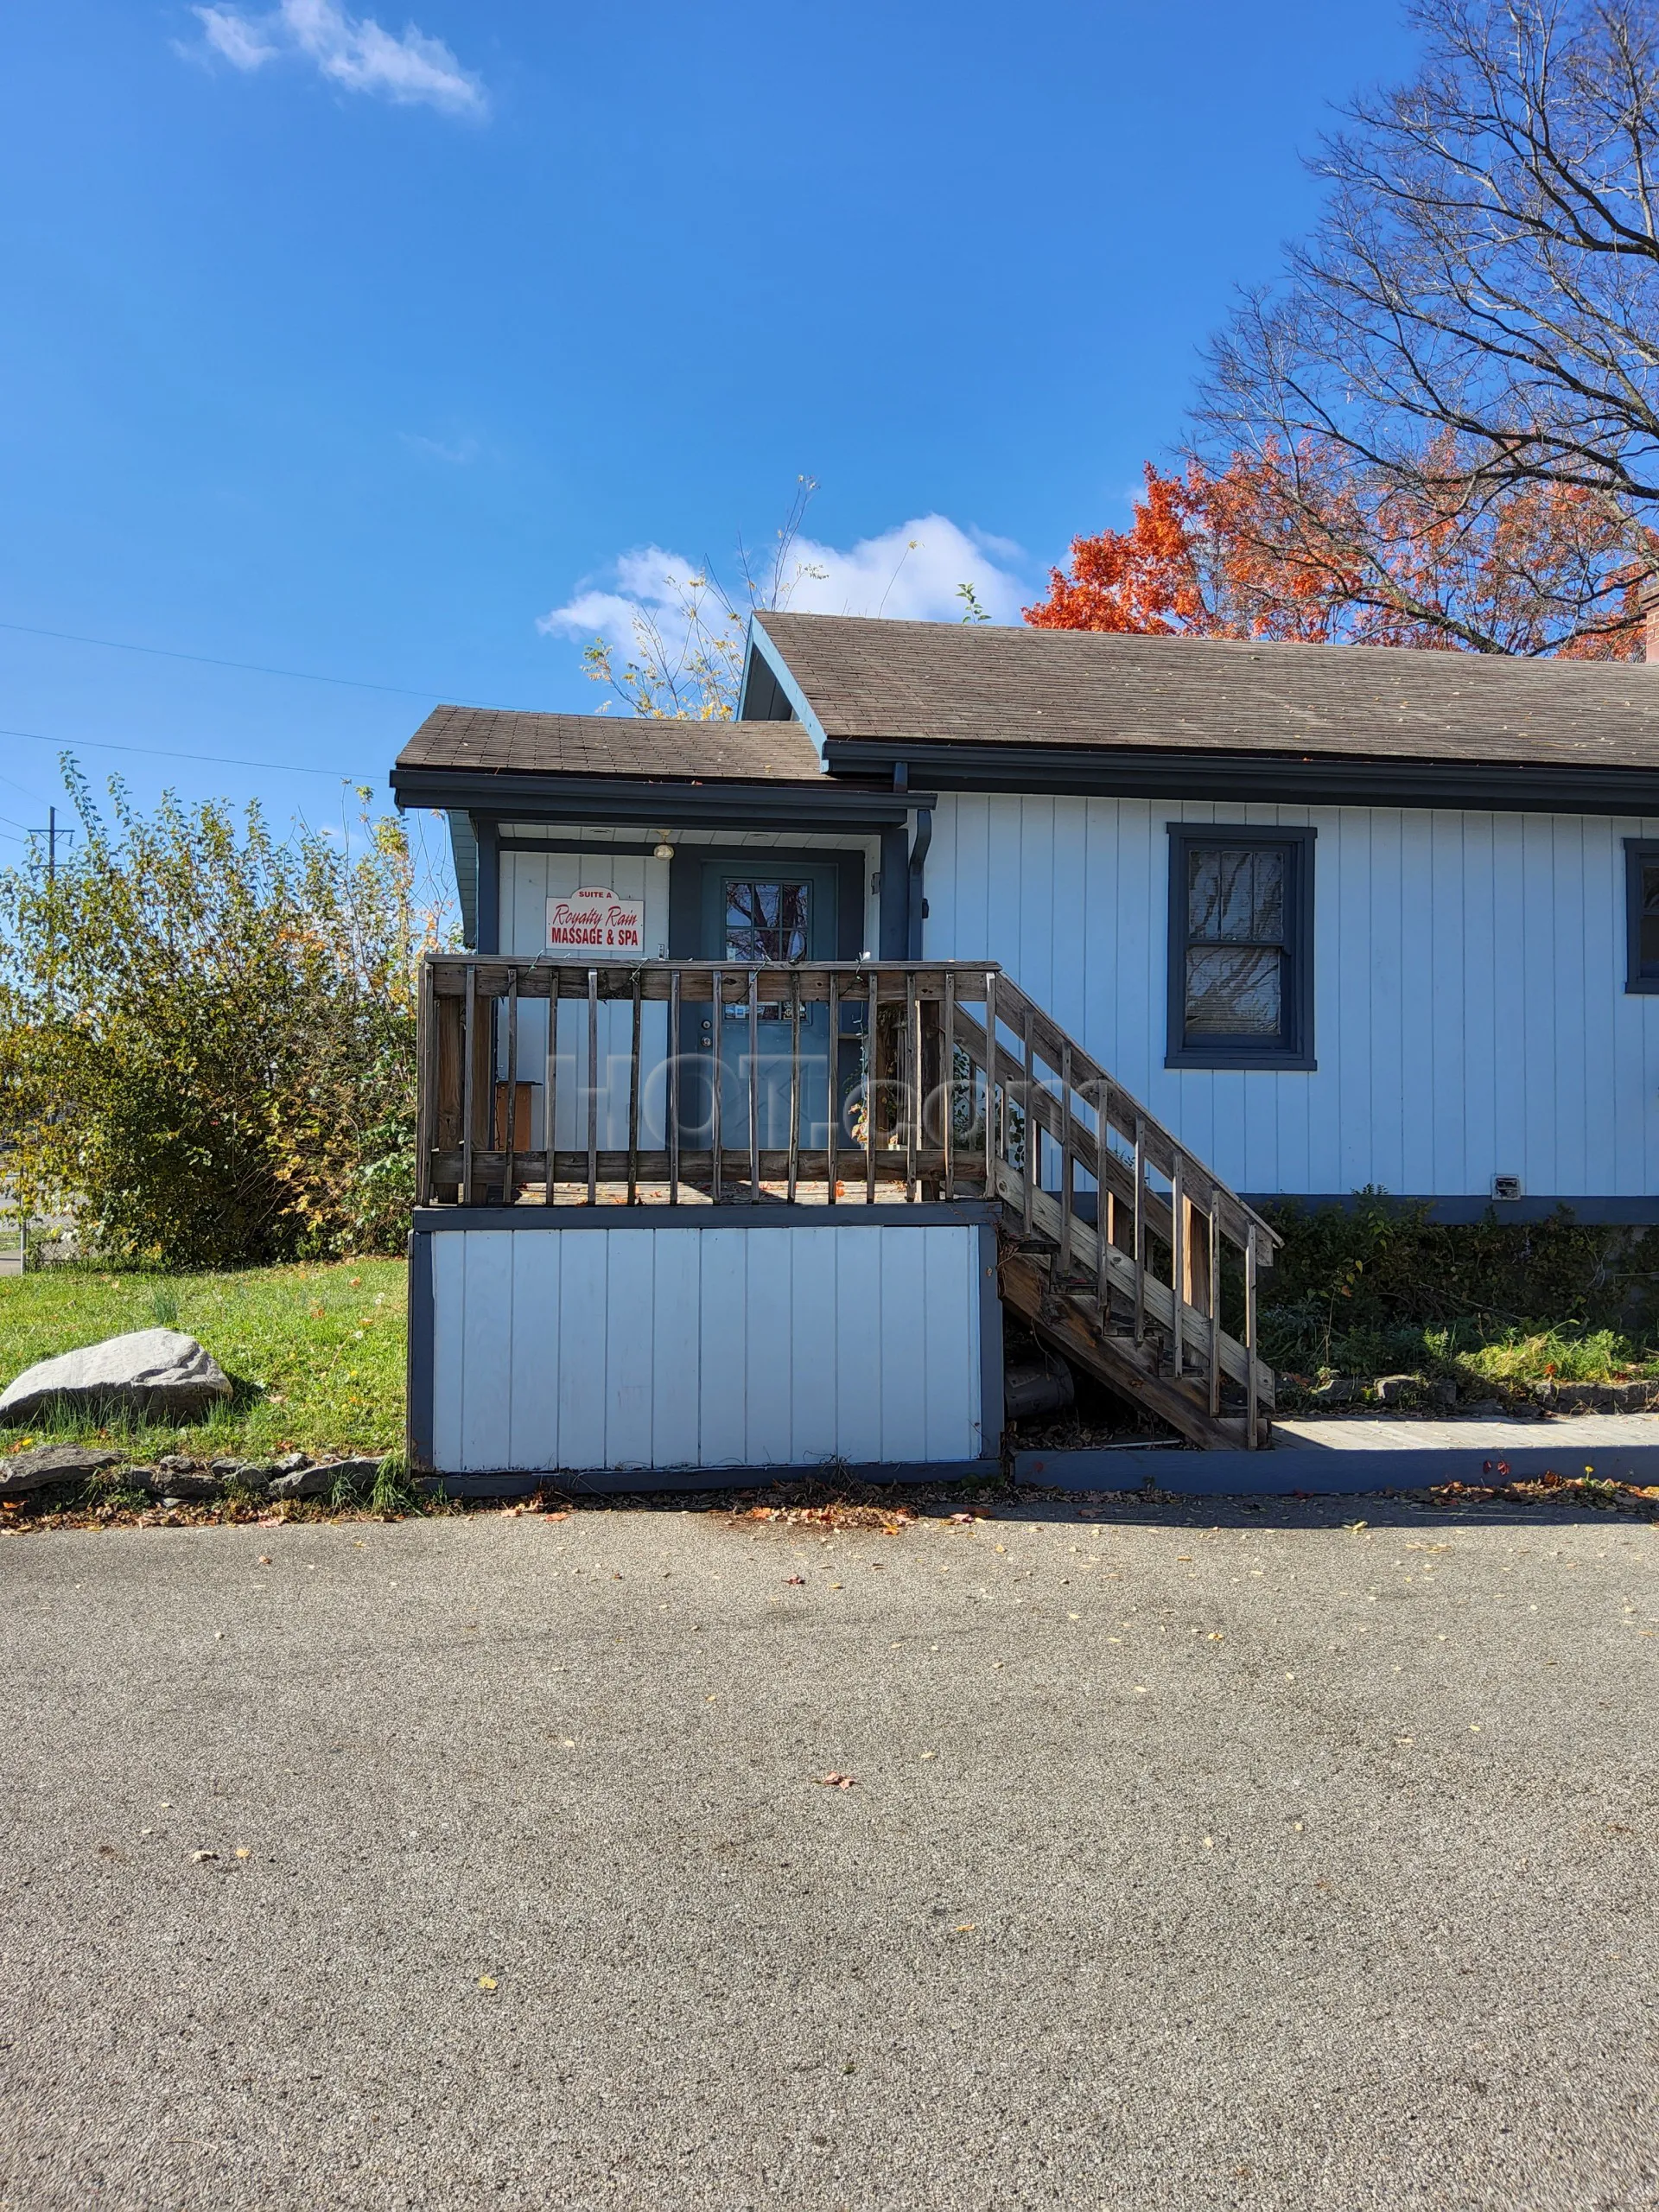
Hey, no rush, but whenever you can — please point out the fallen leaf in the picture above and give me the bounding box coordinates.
[953,1922,976,1933]
[785,1575,805,1586]
[478,1975,498,1991]
[920,1751,938,1761]
[257,1554,272,1566]
[234,1846,251,1859]
[191,1849,218,1864]
[816,1772,857,1789]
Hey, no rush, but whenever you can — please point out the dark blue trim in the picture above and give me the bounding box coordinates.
[977,1219,1004,1462]
[475,817,500,956]
[820,735,1659,818]
[1624,838,1659,993]
[879,823,910,957]
[1166,823,1317,1071]
[406,1230,435,1472]
[412,1201,1001,1232]
[428,1459,1003,1499]
[741,616,829,747]
[907,807,932,959]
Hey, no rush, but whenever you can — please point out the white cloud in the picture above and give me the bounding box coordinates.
[399,429,480,464]
[540,514,1031,671]
[187,0,486,116]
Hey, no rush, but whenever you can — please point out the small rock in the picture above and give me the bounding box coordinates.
[1426,1379,1459,1410]
[1375,1375,1418,1405]
[157,1454,197,1474]
[1310,1376,1357,1405]
[143,1469,222,1501]
[0,1329,232,1426]
[270,1452,311,1475]
[1464,1398,1503,1418]
[270,1455,383,1500]
[208,1458,244,1478]
[270,1465,337,1499]
[327,1457,385,1485]
[0,1444,122,1495]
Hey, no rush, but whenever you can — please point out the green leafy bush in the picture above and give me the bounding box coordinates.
[1258,1189,1659,1382]
[0,768,434,1268]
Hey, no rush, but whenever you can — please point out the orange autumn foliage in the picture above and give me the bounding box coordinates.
[1027,445,1649,659]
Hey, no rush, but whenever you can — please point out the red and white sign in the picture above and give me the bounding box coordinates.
[546,887,646,956]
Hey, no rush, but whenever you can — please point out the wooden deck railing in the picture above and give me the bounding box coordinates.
[416,955,1277,1432]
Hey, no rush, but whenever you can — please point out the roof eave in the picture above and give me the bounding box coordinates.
[819,736,1659,817]
[389,763,926,830]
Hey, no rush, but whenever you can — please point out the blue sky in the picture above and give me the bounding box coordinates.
[0,0,1421,870]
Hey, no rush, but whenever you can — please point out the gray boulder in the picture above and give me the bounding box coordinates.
[1308,1376,1357,1405]
[0,1330,232,1426]
[0,1445,122,1495]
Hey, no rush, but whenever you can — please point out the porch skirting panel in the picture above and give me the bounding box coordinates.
[409,1210,1002,1478]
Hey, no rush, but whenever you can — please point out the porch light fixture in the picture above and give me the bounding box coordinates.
[652,837,676,861]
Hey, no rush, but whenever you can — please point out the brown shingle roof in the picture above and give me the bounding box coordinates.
[757,613,1659,768]
[397,706,823,783]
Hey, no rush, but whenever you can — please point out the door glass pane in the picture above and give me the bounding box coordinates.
[1185,946,1283,1036]
[723,878,810,1016]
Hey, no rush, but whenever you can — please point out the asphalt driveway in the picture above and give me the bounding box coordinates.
[2,1500,1655,2211]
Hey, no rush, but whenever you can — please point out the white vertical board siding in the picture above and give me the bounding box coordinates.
[925,793,1659,1198]
[427,1221,989,1473]
[497,849,672,1151]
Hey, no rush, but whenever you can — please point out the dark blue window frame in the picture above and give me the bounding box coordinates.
[1166,824,1317,1071]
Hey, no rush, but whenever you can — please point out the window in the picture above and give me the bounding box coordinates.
[723,877,810,1017]
[1626,842,1659,993]
[1166,827,1314,1069]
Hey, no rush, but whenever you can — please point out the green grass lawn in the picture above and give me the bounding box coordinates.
[0,1259,406,1461]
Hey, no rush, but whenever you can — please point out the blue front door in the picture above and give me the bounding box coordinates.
[681,861,843,1156]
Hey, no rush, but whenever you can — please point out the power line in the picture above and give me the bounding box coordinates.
[0,763,52,808]
[0,724,379,779]
[0,616,514,706]
[0,610,526,703]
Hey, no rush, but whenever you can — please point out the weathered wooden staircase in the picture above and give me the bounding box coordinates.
[950,974,1278,1450]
